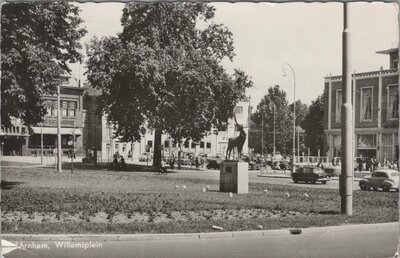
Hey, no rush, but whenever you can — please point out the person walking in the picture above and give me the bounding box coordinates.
[371,156,377,171]
[357,155,364,172]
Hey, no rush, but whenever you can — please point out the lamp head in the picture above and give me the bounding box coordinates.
[282,66,288,77]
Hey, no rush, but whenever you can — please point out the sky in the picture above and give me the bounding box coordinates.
[70,2,398,108]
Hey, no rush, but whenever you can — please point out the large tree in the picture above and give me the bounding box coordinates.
[86,3,252,167]
[300,93,325,155]
[1,3,86,126]
[289,100,308,128]
[249,85,292,155]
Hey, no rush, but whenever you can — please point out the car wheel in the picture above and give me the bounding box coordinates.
[360,183,367,191]
[372,187,378,191]
[293,180,298,183]
[382,185,390,192]
[322,181,327,184]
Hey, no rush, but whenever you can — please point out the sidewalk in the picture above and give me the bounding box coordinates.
[3,222,397,242]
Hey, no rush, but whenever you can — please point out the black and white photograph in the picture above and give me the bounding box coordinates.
[0,1,399,257]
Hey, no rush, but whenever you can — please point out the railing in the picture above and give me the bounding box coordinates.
[294,156,329,165]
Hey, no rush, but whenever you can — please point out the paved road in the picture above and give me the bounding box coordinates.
[4,223,398,258]
[165,169,360,190]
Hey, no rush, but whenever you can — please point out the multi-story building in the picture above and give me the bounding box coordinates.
[83,84,251,162]
[324,48,399,163]
[0,75,85,156]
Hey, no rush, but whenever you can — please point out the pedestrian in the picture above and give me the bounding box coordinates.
[372,156,378,171]
[366,157,372,172]
[357,155,364,172]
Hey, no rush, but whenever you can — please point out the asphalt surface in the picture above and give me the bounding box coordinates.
[164,168,361,190]
[4,223,398,258]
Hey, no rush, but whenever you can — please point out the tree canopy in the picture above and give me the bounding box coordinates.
[300,93,325,155]
[1,2,86,126]
[86,3,252,166]
[249,85,293,155]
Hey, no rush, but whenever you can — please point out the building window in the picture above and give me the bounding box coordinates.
[46,100,57,117]
[122,143,127,152]
[59,100,78,118]
[147,141,153,148]
[388,85,399,120]
[184,140,189,148]
[206,142,211,153]
[234,106,243,118]
[382,134,393,162]
[357,134,376,148]
[191,142,196,149]
[335,90,342,123]
[200,141,205,148]
[393,59,399,69]
[68,101,77,117]
[62,101,68,117]
[361,87,373,121]
[164,141,170,148]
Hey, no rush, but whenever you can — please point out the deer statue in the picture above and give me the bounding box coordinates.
[226,114,247,161]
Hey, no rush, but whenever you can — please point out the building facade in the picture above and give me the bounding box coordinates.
[0,75,84,156]
[324,48,399,163]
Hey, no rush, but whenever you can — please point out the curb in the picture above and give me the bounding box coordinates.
[3,222,397,242]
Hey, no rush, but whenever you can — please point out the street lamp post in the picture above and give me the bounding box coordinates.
[261,109,264,157]
[340,2,353,216]
[272,103,276,157]
[297,126,300,158]
[282,63,296,173]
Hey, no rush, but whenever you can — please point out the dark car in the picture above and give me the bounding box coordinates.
[359,170,399,192]
[292,166,330,184]
[206,159,221,170]
[248,160,260,170]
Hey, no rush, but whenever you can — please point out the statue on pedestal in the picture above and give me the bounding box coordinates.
[225,115,247,161]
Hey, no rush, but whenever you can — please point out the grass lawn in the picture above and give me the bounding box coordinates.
[1,165,398,234]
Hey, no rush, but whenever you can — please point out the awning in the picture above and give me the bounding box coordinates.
[31,127,82,135]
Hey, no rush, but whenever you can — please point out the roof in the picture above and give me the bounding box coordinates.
[376,48,398,55]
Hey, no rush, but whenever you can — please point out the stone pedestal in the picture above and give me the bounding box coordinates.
[219,161,248,194]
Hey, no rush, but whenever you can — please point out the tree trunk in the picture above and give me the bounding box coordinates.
[152,128,162,168]
[178,141,182,169]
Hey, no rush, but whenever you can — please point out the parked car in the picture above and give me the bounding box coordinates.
[248,160,260,170]
[291,166,331,184]
[206,159,221,170]
[359,169,399,192]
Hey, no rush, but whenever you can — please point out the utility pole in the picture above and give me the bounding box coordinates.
[261,110,264,157]
[57,84,62,172]
[340,2,353,216]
